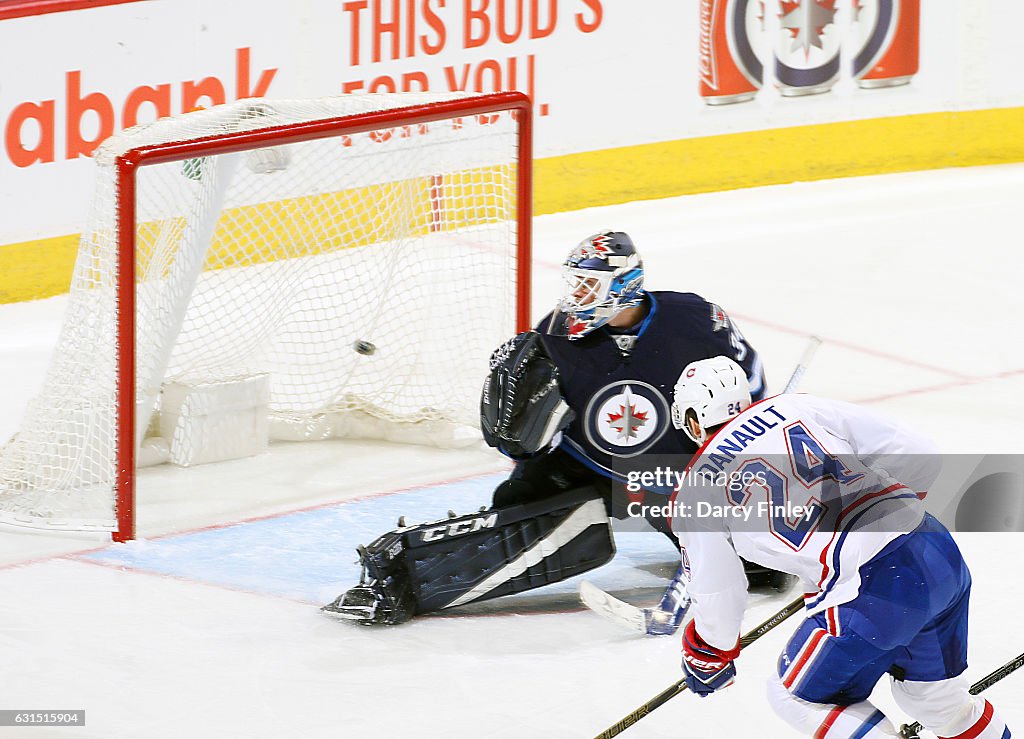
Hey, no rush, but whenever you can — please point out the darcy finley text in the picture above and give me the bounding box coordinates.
[626,499,819,523]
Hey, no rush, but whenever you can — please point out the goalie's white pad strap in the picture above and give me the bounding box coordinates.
[538,397,571,452]
[444,498,608,609]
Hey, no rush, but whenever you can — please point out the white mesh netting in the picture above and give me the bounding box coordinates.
[0,93,523,532]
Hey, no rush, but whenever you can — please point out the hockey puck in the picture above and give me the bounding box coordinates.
[353,340,376,356]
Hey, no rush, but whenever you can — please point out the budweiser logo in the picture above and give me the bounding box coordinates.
[699,0,720,89]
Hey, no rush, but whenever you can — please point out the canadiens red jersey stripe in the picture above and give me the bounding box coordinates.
[783,627,830,690]
[812,484,910,597]
[940,699,995,739]
[809,489,922,612]
[814,705,847,739]
[837,484,910,520]
[825,607,840,636]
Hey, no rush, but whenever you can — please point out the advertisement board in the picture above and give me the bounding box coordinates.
[1,0,1022,299]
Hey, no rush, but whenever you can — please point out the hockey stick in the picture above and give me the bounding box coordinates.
[579,567,688,636]
[580,335,823,636]
[898,651,1024,739]
[593,595,805,739]
[782,335,822,394]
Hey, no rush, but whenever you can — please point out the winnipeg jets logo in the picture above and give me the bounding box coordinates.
[851,0,897,80]
[584,381,671,458]
[607,397,648,440]
[775,0,840,91]
[779,0,837,57]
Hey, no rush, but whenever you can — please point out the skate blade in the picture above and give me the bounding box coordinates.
[320,600,376,623]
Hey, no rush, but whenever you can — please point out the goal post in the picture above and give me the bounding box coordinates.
[0,91,533,542]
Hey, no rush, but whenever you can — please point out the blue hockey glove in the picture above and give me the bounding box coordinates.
[644,563,690,636]
[681,620,740,697]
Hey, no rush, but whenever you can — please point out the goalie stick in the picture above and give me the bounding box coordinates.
[898,651,1024,739]
[579,335,823,636]
[593,595,805,739]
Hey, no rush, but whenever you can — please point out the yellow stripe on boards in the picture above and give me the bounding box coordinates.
[139,168,514,277]
[131,170,512,278]
[3,107,1023,304]
[0,235,80,303]
[8,167,514,300]
[534,107,1024,214]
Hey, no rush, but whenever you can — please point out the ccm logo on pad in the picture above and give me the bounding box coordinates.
[418,513,499,543]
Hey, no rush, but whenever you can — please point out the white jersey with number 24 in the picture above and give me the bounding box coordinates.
[670,393,939,650]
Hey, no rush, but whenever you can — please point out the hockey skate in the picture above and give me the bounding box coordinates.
[321,540,416,626]
[321,582,386,623]
[321,576,415,626]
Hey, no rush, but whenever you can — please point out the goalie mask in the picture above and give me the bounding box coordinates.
[671,357,751,445]
[547,231,645,340]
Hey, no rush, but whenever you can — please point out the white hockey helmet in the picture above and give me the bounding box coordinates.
[671,357,751,445]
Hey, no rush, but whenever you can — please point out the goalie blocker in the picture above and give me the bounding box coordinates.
[322,486,614,625]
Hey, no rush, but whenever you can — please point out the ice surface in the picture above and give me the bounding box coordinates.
[1,164,1023,738]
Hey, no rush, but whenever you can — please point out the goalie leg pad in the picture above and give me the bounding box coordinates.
[411,486,614,613]
[325,486,614,624]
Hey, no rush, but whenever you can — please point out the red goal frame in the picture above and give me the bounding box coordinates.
[111,91,533,541]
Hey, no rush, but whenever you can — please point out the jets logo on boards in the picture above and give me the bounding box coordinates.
[851,0,895,79]
[775,0,841,95]
[583,381,671,458]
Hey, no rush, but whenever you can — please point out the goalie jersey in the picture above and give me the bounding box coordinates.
[669,393,941,650]
[538,291,765,486]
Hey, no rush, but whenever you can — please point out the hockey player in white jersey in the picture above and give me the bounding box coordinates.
[667,357,1012,739]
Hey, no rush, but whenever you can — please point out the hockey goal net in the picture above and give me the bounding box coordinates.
[0,91,531,541]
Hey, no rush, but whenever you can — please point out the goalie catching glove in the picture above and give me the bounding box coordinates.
[480,331,574,459]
